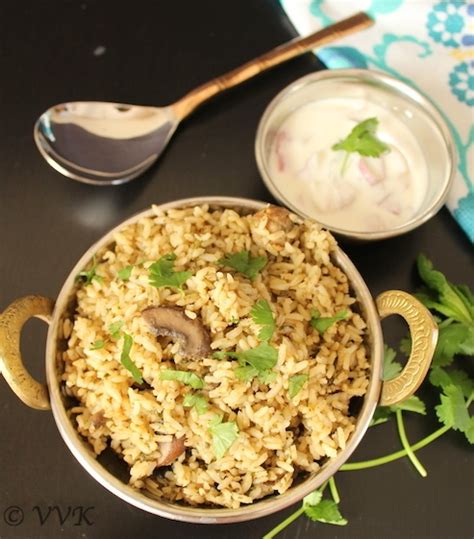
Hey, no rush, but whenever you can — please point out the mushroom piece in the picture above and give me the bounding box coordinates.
[142,306,211,359]
[90,411,105,428]
[253,206,293,234]
[156,436,186,467]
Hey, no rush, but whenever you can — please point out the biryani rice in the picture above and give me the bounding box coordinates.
[62,204,370,509]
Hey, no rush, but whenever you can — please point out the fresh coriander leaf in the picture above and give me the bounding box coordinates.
[310,309,348,335]
[370,406,393,427]
[219,250,268,280]
[433,323,474,367]
[303,489,323,507]
[218,343,278,371]
[235,365,276,384]
[370,395,425,427]
[332,117,389,161]
[251,300,276,341]
[209,414,223,428]
[435,384,471,435]
[208,420,239,458]
[453,284,474,319]
[466,417,474,444]
[120,333,143,384]
[392,395,426,415]
[235,365,259,382]
[108,320,124,339]
[118,265,134,281]
[382,344,403,381]
[236,342,278,371]
[417,254,472,324]
[258,369,277,384]
[183,393,208,415]
[213,351,229,360]
[159,369,204,389]
[76,256,103,286]
[91,340,105,350]
[399,336,412,356]
[304,499,348,526]
[217,343,278,382]
[288,374,309,399]
[430,367,474,400]
[149,253,192,291]
[415,291,463,321]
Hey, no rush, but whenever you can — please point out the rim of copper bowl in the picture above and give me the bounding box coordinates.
[46,196,383,524]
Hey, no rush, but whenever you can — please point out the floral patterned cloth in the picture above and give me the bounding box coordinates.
[280,0,474,242]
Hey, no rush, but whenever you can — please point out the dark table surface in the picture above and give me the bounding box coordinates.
[1,1,472,538]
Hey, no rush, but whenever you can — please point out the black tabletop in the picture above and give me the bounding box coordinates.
[1,1,472,538]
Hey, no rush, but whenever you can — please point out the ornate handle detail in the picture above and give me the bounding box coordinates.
[0,295,54,410]
[172,12,373,120]
[377,290,438,407]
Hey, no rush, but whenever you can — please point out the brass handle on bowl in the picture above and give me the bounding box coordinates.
[0,295,54,410]
[172,12,373,121]
[376,290,438,407]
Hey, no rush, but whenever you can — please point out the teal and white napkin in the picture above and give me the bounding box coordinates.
[280,0,474,242]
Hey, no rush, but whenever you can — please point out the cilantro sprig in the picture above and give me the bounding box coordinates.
[219,250,267,280]
[149,253,192,291]
[250,299,276,341]
[263,478,346,539]
[332,117,390,174]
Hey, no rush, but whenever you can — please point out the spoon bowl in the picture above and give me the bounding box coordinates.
[34,103,178,185]
[34,12,373,185]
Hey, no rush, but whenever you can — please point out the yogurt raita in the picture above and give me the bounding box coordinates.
[269,97,428,233]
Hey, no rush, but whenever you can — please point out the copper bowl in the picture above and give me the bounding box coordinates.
[0,196,437,523]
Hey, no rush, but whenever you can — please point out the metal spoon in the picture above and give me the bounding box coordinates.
[34,12,372,185]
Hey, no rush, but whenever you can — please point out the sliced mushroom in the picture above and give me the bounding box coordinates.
[156,436,186,467]
[90,411,105,428]
[142,306,211,359]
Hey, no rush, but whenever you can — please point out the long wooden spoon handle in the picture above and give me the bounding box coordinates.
[172,12,373,121]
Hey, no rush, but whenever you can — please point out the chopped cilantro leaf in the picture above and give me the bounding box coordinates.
[118,265,134,281]
[288,374,309,399]
[90,340,105,350]
[120,333,143,384]
[251,299,276,341]
[208,416,239,458]
[149,253,191,291]
[108,320,124,339]
[159,369,204,389]
[183,392,208,415]
[76,256,103,286]
[310,309,348,335]
[219,250,267,280]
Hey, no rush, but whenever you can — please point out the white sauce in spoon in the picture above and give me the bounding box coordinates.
[269,97,428,233]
